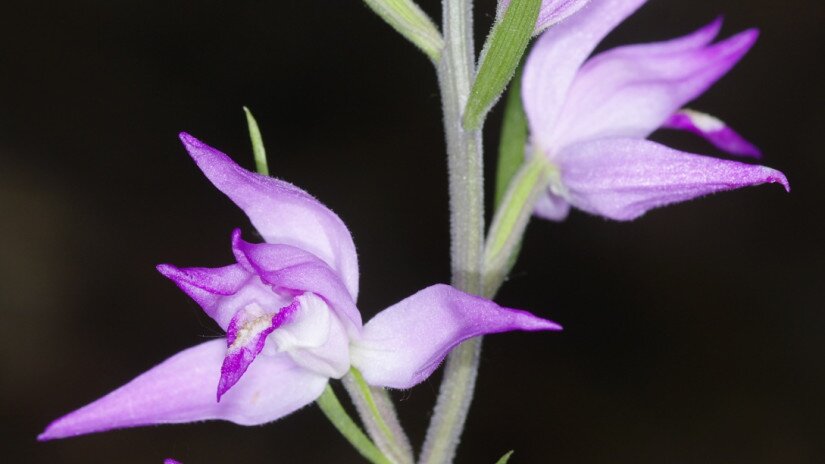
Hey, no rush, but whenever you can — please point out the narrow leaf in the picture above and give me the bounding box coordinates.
[363,0,444,62]
[243,106,268,176]
[316,385,392,464]
[463,0,540,130]
[494,69,528,208]
[495,450,515,464]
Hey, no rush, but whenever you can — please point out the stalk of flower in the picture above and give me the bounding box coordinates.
[38,134,561,456]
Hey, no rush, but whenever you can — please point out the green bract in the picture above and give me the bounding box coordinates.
[463,0,540,130]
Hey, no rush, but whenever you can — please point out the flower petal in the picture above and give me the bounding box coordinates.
[550,24,758,148]
[218,300,299,400]
[662,109,762,158]
[179,133,359,300]
[270,293,351,379]
[231,230,362,337]
[350,284,561,389]
[522,0,647,147]
[38,340,328,440]
[556,138,789,221]
[497,0,591,34]
[156,263,279,330]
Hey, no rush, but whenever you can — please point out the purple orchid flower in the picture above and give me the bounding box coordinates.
[497,0,590,34]
[522,0,789,221]
[39,133,560,440]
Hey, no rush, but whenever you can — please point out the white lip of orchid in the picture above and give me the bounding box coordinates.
[268,293,333,352]
[229,291,348,378]
[681,108,726,132]
[228,302,274,354]
[270,292,351,378]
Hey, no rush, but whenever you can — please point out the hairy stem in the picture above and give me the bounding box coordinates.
[343,369,415,464]
[420,1,484,463]
[316,385,392,464]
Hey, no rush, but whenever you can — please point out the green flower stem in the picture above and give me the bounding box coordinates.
[343,369,415,464]
[316,385,392,464]
[420,1,484,463]
[437,0,484,296]
[483,155,554,296]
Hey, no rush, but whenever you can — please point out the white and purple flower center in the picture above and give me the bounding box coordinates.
[217,291,350,401]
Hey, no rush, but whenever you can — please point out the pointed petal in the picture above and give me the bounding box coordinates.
[551,26,758,148]
[497,0,591,34]
[178,133,359,300]
[662,109,762,158]
[350,284,561,389]
[231,230,362,337]
[556,138,789,221]
[218,300,299,400]
[38,340,328,440]
[156,263,264,330]
[522,0,647,147]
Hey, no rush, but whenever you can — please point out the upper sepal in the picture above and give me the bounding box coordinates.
[548,23,758,148]
[178,132,360,300]
[523,0,647,147]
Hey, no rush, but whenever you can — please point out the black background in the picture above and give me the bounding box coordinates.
[2,0,823,462]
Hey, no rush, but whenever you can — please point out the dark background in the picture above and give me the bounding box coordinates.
[1,0,823,462]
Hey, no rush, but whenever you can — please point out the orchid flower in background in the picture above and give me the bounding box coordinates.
[38,133,560,441]
[521,0,789,221]
[497,0,590,34]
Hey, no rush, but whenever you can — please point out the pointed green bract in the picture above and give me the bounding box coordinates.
[494,70,529,208]
[495,450,515,464]
[243,106,268,176]
[463,0,540,130]
[363,0,444,62]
